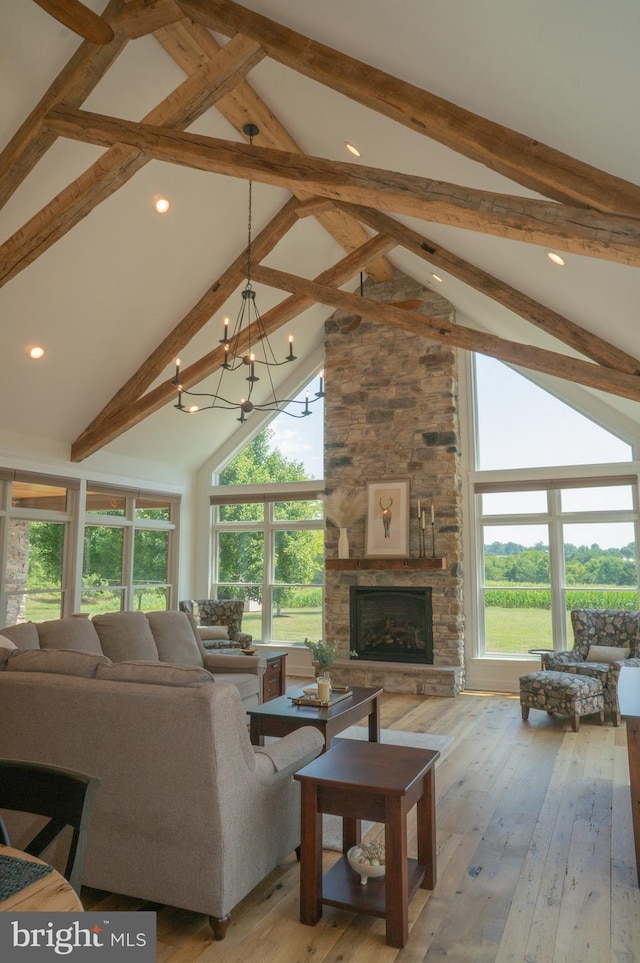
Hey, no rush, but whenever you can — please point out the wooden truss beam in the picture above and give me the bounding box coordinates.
[332,203,640,375]
[249,264,640,403]
[0,34,265,289]
[46,108,640,266]
[0,0,129,211]
[151,15,393,282]
[179,0,640,217]
[71,232,396,461]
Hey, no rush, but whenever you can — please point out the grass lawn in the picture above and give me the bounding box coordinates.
[484,607,564,654]
[242,607,322,643]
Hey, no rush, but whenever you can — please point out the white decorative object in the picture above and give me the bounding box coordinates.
[338,527,350,559]
[347,842,386,885]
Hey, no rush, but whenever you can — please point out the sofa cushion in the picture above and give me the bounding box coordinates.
[38,617,103,654]
[0,635,17,650]
[210,671,259,701]
[92,611,159,663]
[0,646,14,669]
[96,660,214,687]
[0,621,40,650]
[586,644,630,663]
[145,611,203,667]
[6,648,111,678]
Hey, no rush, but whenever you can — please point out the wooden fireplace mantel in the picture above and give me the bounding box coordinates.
[325,557,447,571]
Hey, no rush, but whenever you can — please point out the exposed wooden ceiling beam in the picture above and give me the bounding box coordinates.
[46,108,640,266]
[249,264,640,403]
[152,15,393,282]
[179,0,640,217]
[71,232,397,461]
[0,34,264,289]
[0,0,129,211]
[71,197,301,459]
[332,203,640,375]
[115,0,184,38]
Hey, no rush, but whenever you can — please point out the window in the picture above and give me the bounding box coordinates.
[79,487,177,616]
[211,492,324,644]
[2,476,76,624]
[472,356,639,656]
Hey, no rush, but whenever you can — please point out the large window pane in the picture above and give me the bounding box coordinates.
[274,530,324,584]
[218,531,263,585]
[135,496,172,521]
[561,485,634,512]
[79,589,124,617]
[5,520,66,626]
[83,526,123,586]
[133,586,169,611]
[274,499,323,521]
[475,355,632,470]
[483,524,551,653]
[12,481,68,511]
[272,586,323,643]
[218,502,264,522]
[563,522,637,614]
[86,490,126,515]
[133,530,168,584]
[481,491,547,516]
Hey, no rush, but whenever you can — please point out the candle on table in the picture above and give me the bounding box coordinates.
[431,503,435,523]
[317,678,330,703]
[417,499,421,519]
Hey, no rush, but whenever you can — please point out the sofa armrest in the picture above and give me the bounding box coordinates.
[202,653,261,676]
[234,631,253,646]
[253,727,324,784]
[609,657,640,678]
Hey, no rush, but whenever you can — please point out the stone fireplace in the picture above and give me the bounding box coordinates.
[323,270,464,696]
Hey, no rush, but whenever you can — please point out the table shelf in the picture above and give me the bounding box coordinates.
[322,856,426,918]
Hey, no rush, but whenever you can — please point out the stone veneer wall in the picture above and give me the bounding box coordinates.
[324,271,465,696]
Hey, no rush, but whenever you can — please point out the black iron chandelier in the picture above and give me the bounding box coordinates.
[172,124,324,423]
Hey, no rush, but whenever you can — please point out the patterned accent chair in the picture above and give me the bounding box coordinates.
[541,609,640,725]
[179,599,253,650]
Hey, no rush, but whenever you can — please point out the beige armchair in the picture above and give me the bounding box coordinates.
[180,599,253,650]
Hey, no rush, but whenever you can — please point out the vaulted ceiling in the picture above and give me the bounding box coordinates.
[1,0,639,472]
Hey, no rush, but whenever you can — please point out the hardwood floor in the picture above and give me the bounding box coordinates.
[81,684,640,962]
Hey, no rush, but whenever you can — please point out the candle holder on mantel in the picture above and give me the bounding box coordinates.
[417,500,435,558]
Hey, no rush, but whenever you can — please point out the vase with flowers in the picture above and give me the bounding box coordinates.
[303,638,340,683]
[324,487,366,559]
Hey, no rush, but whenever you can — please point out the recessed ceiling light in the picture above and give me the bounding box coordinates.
[431,273,444,283]
[153,197,170,214]
[546,250,565,266]
[345,142,361,157]
[27,346,45,360]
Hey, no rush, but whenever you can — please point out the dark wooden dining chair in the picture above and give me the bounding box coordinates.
[0,759,100,895]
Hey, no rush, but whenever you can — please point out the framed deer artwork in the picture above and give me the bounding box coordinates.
[365,478,411,558]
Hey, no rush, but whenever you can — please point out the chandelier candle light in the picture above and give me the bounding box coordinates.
[171,123,324,423]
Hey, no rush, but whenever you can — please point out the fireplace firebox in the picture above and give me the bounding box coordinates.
[350,586,433,664]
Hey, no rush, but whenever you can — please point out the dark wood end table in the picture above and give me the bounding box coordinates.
[260,650,288,702]
[294,739,439,948]
[248,685,382,752]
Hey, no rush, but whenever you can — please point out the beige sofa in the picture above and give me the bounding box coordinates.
[0,609,261,709]
[0,619,324,938]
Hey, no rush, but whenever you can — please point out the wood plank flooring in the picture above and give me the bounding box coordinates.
[81,685,640,962]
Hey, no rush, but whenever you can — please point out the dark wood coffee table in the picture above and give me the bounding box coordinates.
[295,739,439,948]
[248,685,382,752]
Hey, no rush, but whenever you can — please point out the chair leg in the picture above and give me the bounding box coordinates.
[613,710,621,727]
[571,715,579,733]
[521,705,529,721]
[598,709,605,725]
[209,915,230,941]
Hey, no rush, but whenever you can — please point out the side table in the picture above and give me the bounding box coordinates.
[294,739,439,948]
[260,650,288,702]
[528,647,555,668]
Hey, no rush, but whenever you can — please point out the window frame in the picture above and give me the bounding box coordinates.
[210,482,325,644]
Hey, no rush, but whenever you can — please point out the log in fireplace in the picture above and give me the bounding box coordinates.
[350,586,433,664]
